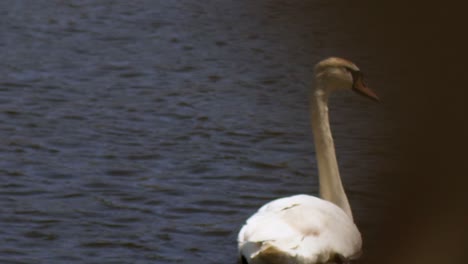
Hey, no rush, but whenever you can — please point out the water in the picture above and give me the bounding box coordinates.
[0,1,394,263]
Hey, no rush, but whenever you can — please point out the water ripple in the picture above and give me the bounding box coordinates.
[0,1,392,263]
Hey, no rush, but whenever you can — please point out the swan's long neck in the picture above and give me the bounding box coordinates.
[311,82,353,219]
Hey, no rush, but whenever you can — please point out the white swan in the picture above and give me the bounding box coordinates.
[237,57,379,264]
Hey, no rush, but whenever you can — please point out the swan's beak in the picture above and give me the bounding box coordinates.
[352,72,380,102]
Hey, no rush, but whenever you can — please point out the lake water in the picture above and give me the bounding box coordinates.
[0,1,395,263]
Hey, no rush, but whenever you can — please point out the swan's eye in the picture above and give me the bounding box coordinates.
[344,67,362,83]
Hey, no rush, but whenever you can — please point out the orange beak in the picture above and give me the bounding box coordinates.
[352,71,380,102]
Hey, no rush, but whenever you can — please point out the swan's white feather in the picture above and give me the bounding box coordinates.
[238,194,362,263]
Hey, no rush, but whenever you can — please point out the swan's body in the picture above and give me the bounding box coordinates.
[238,57,378,264]
[238,195,361,264]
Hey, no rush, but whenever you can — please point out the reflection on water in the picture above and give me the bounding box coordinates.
[0,1,394,263]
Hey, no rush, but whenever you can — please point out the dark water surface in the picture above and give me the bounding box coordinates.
[1,1,395,263]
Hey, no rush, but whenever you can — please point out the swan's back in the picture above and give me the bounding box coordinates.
[238,195,362,264]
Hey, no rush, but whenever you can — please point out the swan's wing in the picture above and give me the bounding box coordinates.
[238,195,362,263]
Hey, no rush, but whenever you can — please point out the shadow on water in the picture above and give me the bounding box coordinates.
[3,1,463,264]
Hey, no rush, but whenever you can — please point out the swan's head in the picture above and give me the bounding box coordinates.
[314,57,379,101]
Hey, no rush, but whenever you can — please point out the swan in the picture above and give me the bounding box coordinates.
[237,57,379,264]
